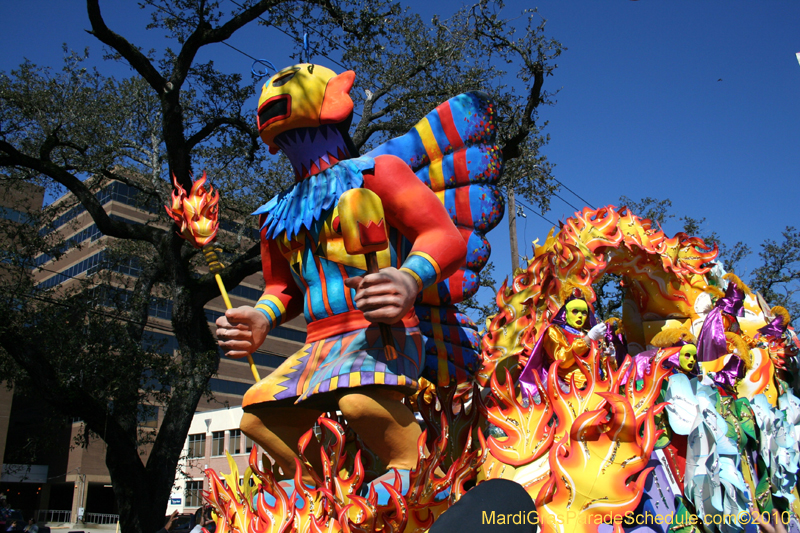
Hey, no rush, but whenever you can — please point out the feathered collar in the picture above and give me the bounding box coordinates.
[253,156,375,240]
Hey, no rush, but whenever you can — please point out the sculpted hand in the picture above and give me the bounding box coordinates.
[587,323,607,342]
[216,306,269,358]
[345,267,418,324]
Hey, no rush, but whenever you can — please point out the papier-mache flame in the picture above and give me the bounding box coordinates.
[536,393,661,533]
[479,368,553,467]
[205,449,294,533]
[204,412,483,533]
[480,205,720,378]
[165,172,220,248]
[416,383,481,472]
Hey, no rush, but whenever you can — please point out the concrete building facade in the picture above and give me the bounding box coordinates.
[167,406,255,514]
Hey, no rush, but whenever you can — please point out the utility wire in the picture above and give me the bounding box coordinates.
[145,0,344,70]
[9,288,149,329]
[516,200,557,227]
[219,41,261,62]
[228,0,349,71]
[551,191,582,213]
[146,0,361,117]
[551,176,596,210]
[222,0,363,118]
[503,188,557,227]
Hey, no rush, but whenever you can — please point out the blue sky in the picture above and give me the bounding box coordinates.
[1,1,798,296]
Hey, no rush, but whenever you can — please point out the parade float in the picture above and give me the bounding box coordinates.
[169,63,800,533]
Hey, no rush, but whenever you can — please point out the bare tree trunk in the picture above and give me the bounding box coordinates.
[507,188,519,271]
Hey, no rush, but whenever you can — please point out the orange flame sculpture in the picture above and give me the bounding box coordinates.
[204,413,483,533]
[205,450,294,533]
[535,393,662,533]
[477,344,671,506]
[480,205,719,382]
[476,368,554,498]
[165,172,220,249]
[416,383,481,472]
[479,369,553,467]
[164,172,260,381]
[403,412,483,532]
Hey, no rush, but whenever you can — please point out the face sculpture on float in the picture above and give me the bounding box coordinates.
[678,344,697,373]
[565,299,589,330]
[213,63,469,506]
[517,286,608,397]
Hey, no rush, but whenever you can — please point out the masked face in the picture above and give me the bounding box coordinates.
[679,344,697,372]
[565,299,590,330]
[257,64,355,154]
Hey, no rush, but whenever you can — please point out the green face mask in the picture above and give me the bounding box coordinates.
[679,344,697,372]
[565,299,590,330]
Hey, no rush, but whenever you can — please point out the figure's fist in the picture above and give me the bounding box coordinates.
[345,267,418,324]
[587,323,607,342]
[216,306,269,358]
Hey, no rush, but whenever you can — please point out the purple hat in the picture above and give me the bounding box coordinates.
[709,356,745,390]
[715,281,746,317]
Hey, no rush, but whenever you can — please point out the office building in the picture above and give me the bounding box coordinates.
[0,178,304,522]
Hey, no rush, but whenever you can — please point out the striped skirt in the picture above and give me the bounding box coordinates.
[242,324,423,410]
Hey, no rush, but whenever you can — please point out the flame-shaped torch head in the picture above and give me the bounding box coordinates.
[337,188,389,255]
[164,172,220,248]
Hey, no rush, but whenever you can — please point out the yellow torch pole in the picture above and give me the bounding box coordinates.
[204,245,260,382]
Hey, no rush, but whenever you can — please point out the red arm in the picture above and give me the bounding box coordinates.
[255,217,304,329]
[363,154,467,289]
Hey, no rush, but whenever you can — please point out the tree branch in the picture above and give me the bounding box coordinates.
[500,63,544,160]
[191,243,262,307]
[170,0,291,91]
[0,140,163,244]
[186,116,259,160]
[86,0,167,94]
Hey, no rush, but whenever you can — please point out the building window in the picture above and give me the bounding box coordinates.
[207,378,250,396]
[185,480,203,507]
[212,431,225,456]
[230,429,242,455]
[188,434,206,458]
[244,434,253,454]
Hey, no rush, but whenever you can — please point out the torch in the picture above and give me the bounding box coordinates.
[337,188,399,361]
[165,172,260,381]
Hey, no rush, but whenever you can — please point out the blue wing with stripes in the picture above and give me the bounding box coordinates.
[365,91,505,386]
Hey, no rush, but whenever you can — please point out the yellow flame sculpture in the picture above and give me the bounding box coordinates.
[204,413,483,533]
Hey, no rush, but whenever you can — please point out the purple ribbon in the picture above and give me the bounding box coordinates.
[620,348,698,385]
[758,315,786,339]
[697,307,728,362]
[518,329,549,400]
[620,349,656,385]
